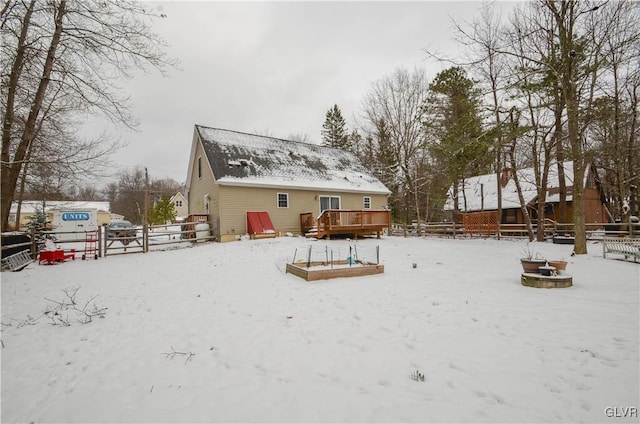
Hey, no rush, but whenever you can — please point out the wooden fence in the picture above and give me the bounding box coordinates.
[390,220,639,241]
[1,221,217,263]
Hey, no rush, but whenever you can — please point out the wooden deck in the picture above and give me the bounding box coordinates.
[301,210,391,240]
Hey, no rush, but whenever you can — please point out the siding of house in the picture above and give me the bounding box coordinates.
[585,187,608,223]
[171,193,189,218]
[490,185,607,226]
[561,187,608,224]
[217,185,388,242]
[187,137,219,234]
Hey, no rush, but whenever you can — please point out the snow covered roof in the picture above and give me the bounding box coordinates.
[10,201,111,214]
[444,162,578,212]
[193,126,391,195]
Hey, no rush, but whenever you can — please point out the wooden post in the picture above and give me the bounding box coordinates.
[103,226,108,257]
[144,167,150,226]
[30,227,36,258]
[98,227,102,258]
[143,224,148,253]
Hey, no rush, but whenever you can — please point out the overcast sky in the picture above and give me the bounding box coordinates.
[94,1,515,184]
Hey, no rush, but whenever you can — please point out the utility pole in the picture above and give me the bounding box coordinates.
[144,167,150,225]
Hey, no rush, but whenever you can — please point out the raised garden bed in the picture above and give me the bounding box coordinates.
[286,260,384,282]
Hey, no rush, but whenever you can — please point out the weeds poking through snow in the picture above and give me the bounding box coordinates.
[411,370,425,382]
[4,315,40,328]
[3,287,106,329]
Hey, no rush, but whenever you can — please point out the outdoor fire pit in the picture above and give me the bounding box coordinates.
[521,272,573,288]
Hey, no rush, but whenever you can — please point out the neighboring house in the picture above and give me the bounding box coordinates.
[110,213,125,221]
[169,192,188,220]
[185,125,391,242]
[443,161,610,225]
[9,200,112,230]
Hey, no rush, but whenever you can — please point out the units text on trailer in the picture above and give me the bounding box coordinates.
[61,212,91,221]
[51,209,98,241]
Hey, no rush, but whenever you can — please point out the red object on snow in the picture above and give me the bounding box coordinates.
[38,249,75,265]
[246,211,275,236]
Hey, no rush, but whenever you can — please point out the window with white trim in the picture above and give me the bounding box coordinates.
[197,156,202,179]
[319,195,340,212]
[363,196,371,209]
[277,193,289,208]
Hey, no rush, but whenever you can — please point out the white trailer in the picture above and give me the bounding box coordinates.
[51,209,98,241]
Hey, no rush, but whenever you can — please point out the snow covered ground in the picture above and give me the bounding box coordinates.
[1,235,638,423]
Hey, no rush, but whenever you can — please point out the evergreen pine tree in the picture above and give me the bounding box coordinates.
[25,206,48,231]
[151,197,177,225]
[349,129,362,157]
[375,118,396,179]
[321,104,350,149]
[422,67,487,187]
[374,119,400,217]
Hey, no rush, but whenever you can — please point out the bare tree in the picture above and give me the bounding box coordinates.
[539,1,603,254]
[287,132,311,144]
[1,0,176,231]
[74,184,105,201]
[482,1,634,253]
[461,4,512,237]
[589,1,640,221]
[113,168,146,225]
[361,67,430,226]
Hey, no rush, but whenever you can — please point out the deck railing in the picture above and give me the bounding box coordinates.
[301,210,391,238]
[316,209,390,231]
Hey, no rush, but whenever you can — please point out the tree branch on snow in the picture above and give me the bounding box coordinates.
[44,286,107,326]
[161,346,195,364]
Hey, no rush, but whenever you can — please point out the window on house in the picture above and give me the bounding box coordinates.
[363,196,371,209]
[176,200,182,207]
[277,193,289,208]
[197,156,202,179]
[319,196,340,212]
